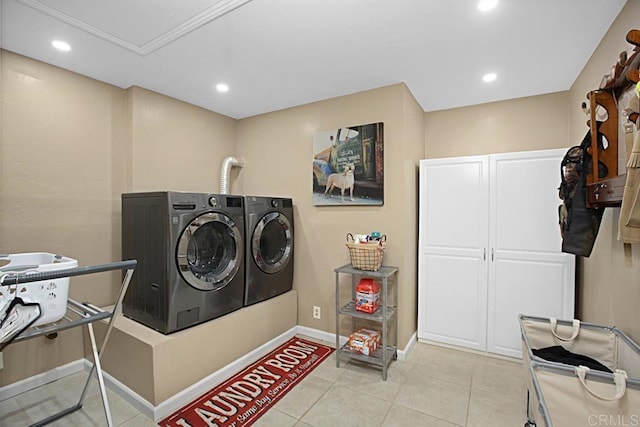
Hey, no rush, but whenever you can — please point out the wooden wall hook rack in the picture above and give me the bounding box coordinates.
[585,28,640,208]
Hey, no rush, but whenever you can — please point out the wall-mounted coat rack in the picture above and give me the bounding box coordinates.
[585,29,640,208]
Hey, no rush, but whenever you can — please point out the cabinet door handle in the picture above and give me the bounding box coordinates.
[491,248,494,261]
[483,248,486,261]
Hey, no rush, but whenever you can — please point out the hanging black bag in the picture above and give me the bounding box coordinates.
[559,126,606,257]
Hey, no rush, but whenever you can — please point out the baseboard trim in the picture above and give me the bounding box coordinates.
[296,325,416,361]
[81,359,157,419]
[296,325,348,346]
[0,359,85,401]
[416,337,521,362]
[397,331,417,361]
[151,326,298,420]
[0,326,418,420]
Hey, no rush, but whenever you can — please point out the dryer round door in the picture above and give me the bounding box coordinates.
[252,212,293,274]
[177,212,243,291]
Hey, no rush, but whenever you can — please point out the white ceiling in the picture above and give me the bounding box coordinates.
[0,0,628,119]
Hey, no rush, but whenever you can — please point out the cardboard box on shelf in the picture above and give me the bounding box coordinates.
[348,328,381,356]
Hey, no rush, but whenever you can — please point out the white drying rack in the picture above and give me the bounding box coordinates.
[0,260,136,427]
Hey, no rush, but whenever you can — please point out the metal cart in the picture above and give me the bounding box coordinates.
[334,263,398,380]
[520,314,640,427]
[0,260,136,427]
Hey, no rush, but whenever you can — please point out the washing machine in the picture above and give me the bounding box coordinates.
[244,196,294,306]
[121,191,245,334]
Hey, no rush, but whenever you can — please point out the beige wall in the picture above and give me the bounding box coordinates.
[128,86,238,193]
[400,85,426,342]
[424,91,569,158]
[568,0,640,341]
[1,50,125,385]
[0,53,251,387]
[236,83,423,348]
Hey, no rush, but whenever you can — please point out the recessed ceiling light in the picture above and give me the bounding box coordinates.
[51,40,71,52]
[478,0,498,11]
[483,73,497,83]
[216,83,229,93]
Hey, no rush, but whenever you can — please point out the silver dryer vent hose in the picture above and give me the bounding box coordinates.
[220,156,245,194]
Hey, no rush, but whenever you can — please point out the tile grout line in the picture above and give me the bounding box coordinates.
[285,355,347,425]
[465,362,477,427]
[394,353,469,426]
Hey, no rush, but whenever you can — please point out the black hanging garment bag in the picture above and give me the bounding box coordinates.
[558,126,606,257]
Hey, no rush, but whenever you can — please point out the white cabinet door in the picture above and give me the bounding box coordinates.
[487,150,575,358]
[418,156,489,350]
[418,150,575,358]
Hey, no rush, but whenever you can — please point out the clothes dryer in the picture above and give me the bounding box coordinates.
[244,196,294,306]
[122,191,245,334]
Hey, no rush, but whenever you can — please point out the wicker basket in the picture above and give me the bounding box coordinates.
[346,233,387,271]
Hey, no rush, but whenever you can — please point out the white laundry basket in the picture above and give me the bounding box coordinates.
[520,314,640,426]
[0,253,78,326]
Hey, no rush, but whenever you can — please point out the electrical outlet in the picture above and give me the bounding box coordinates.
[313,306,321,319]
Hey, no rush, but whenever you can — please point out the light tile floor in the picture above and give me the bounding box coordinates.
[0,340,529,426]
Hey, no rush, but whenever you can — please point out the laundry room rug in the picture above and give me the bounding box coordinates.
[159,337,334,427]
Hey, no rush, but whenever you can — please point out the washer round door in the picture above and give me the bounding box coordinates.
[177,212,242,291]
[252,212,293,274]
